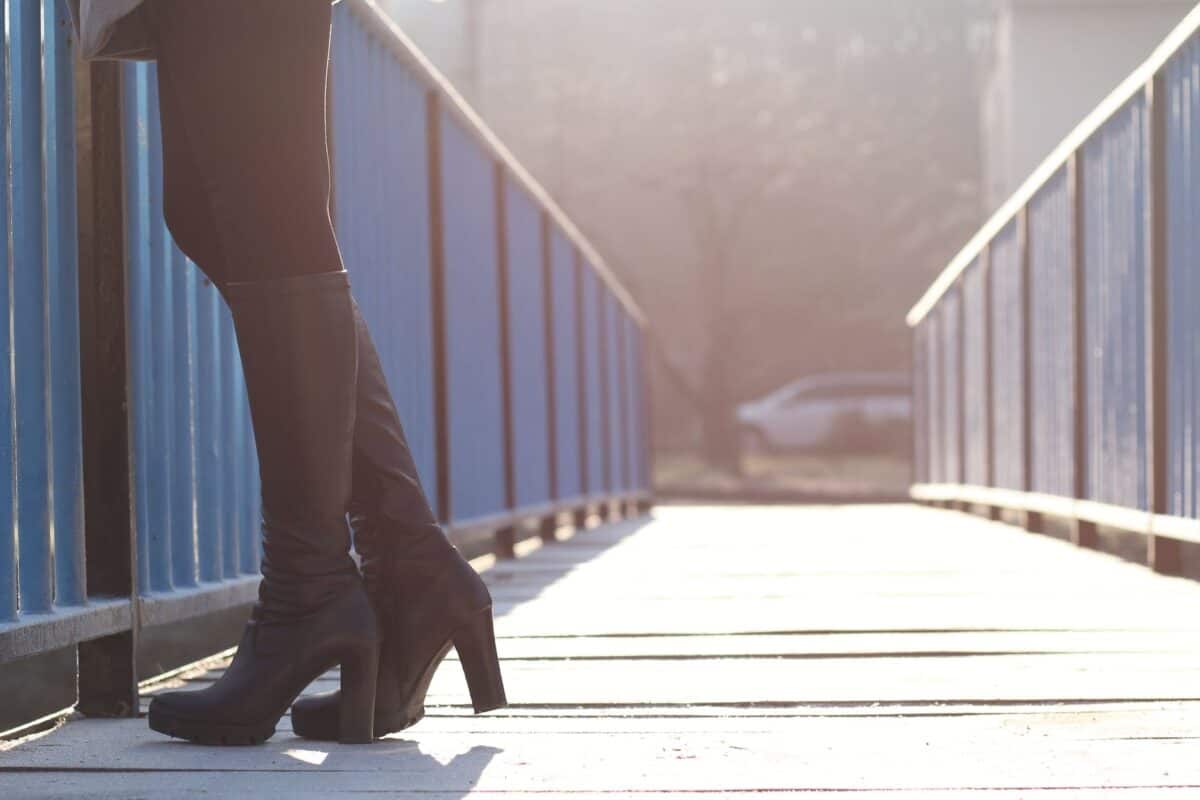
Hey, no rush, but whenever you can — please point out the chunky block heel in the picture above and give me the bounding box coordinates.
[452,609,507,714]
[290,527,505,741]
[338,640,380,744]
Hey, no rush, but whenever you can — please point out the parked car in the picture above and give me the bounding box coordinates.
[736,371,912,454]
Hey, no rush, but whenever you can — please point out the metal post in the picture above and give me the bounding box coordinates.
[932,311,944,490]
[955,276,967,511]
[1068,154,1097,549]
[981,245,1000,520]
[639,328,655,509]
[76,61,138,718]
[616,307,631,509]
[911,325,920,489]
[539,213,559,544]
[493,161,517,560]
[1144,75,1179,574]
[597,293,612,520]
[573,249,589,530]
[1018,207,1043,534]
[425,91,452,525]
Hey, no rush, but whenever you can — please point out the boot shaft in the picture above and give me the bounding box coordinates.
[225,270,359,580]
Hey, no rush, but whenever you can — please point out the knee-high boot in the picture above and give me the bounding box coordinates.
[147,271,379,746]
[288,304,506,741]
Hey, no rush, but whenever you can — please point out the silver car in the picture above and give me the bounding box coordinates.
[736,371,912,453]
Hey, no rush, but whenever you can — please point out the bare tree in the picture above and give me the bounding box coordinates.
[385,0,989,469]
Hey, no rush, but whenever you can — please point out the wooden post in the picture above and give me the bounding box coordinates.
[1144,75,1180,575]
[1066,154,1098,549]
[76,61,138,718]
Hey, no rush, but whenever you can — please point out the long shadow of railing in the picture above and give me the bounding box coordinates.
[125,515,653,793]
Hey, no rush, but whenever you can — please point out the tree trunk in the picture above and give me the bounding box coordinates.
[701,340,740,475]
[699,245,741,476]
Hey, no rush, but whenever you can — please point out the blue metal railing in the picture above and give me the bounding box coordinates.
[0,0,652,720]
[1026,168,1076,500]
[330,0,650,540]
[550,228,584,503]
[503,182,553,511]
[910,5,1200,572]
[120,62,263,621]
[0,0,90,635]
[1164,37,1200,520]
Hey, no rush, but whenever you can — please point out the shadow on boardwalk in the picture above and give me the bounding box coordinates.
[0,516,651,798]
[6,507,1200,797]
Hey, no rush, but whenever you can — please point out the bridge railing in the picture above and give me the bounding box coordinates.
[909,5,1200,572]
[0,0,651,727]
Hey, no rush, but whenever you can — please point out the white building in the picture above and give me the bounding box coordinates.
[981,0,1192,213]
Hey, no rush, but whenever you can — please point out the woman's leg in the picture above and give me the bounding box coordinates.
[147,0,356,585]
[150,0,341,281]
[155,66,227,283]
[144,0,379,746]
[145,0,503,743]
[153,0,438,532]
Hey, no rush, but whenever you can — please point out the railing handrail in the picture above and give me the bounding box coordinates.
[344,0,648,328]
[906,1,1200,328]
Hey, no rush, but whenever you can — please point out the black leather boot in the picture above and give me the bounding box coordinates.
[288,306,506,741]
[147,271,379,746]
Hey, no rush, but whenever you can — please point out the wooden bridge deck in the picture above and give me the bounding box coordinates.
[3,504,1200,797]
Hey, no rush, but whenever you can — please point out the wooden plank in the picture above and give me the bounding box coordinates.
[5,505,1200,797]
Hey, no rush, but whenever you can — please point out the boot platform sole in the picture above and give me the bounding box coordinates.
[148,706,278,746]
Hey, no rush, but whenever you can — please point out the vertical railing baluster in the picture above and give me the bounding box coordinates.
[144,79,172,593]
[232,353,256,575]
[226,323,243,578]
[170,248,196,587]
[1145,73,1179,573]
[46,0,85,608]
[12,0,52,614]
[195,284,221,582]
[0,0,14,625]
